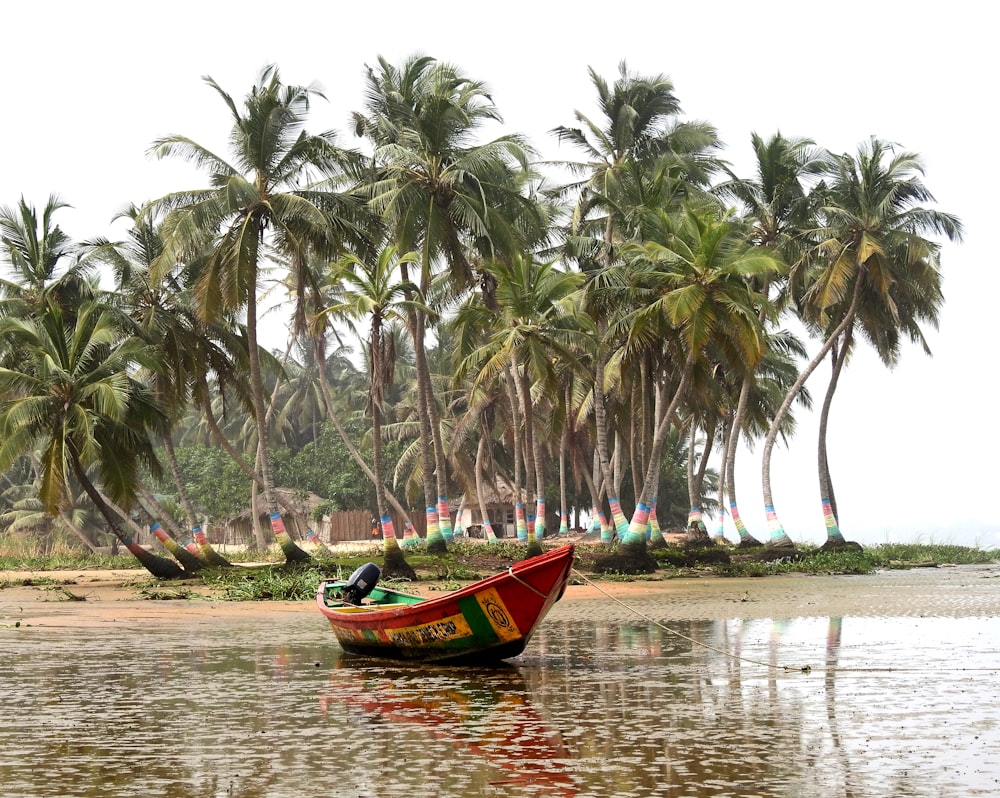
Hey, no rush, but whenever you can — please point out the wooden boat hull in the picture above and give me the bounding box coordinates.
[315,544,574,664]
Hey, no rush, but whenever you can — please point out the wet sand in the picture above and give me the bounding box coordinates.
[3,562,999,629]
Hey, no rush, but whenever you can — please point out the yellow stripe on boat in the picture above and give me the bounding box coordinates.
[387,613,474,646]
[475,587,521,642]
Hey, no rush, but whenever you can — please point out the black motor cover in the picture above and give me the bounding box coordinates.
[341,562,381,605]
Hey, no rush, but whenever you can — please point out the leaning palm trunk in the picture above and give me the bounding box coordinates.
[600,357,696,573]
[723,380,764,548]
[648,501,666,549]
[409,309,446,553]
[313,342,417,535]
[370,344,416,580]
[149,521,206,573]
[104,491,206,573]
[558,412,570,536]
[761,277,863,547]
[592,320,628,537]
[71,456,183,579]
[685,417,715,544]
[817,332,852,548]
[160,432,230,566]
[515,363,543,557]
[474,433,499,543]
[305,529,335,558]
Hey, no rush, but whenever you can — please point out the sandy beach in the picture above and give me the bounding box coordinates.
[4,561,1000,629]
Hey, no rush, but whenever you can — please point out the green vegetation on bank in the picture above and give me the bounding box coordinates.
[2,542,995,601]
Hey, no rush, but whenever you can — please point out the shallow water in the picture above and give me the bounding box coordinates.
[2,585,998,797]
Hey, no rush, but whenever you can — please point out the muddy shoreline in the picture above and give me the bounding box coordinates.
[3,562,1000,629]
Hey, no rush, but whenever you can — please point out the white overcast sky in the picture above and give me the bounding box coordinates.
[1,1,994,546]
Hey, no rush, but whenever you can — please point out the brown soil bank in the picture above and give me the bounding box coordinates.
[3,562,999,630]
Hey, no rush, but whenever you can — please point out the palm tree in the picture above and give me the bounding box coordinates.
[455,254,589,557]
[552,61,721,536]
[713,132,822,546]
[323,244,421,578]
[147,65,361,563]
[0,299,184,578]
[760,137,962,547]
[89,205,235,566]
[0,194,93,319]
[602,205,780,571]
[353,54,545,553]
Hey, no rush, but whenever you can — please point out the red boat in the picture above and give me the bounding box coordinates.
[315,544,574,664]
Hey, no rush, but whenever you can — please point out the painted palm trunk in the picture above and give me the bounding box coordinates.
[765,504,794,546]
[649,504,665,546]
[437,497,454,542]
[315,545,574,664]
[535,498,546,540]
[402,520,420,548]
[622,502,651,546]
[425,506,444,547]
[305,529,335,557]
[822,498,846,543]
[193,524,230,566]
[515,503,528,542]
[608,497,630,541]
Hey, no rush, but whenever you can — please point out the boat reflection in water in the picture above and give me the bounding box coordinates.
[320,660,577,796]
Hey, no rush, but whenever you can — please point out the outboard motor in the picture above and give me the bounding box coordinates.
[341,562,381,605]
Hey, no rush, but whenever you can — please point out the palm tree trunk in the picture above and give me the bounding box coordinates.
[723,377,763,547]
[474,432,498,542]
[625,354,697,548]
[761,276,864,547]
[70,453,184,579]
[313,340,416,532]
[818,330,852,547]
[409,308,445,552]
[559,384,571,536]
[245,278,308,561]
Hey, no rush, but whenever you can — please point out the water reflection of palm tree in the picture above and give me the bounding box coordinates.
[824,616,860,797]
[320,663,576,796]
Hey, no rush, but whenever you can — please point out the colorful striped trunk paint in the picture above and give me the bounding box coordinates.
[559,511,569,536]
[526,513,537,543]
[380,514,397,542]
[765,504,793,546]
[483,519,499,543]
[608,497,630,541]
[623,503,650,546]
[305,529,335,557]
[270,512,295,549]
[649,503,664,545]
[589,506,601,534]
[515,503,528,542]
[729,501,751,542]
[151,522,178,554]
[425,506,444,547]
[402,520,420,548]
[821,498,846,543]
[193,524,230,566]
[534,498,546,540]
[438,497,454,543]
[599,511,613,545]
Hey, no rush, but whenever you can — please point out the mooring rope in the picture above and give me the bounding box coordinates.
[571,569,811,673]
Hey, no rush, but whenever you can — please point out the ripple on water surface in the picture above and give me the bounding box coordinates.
[2,594,998,796]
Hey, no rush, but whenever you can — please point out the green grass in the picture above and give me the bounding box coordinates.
[2,540,996,598]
